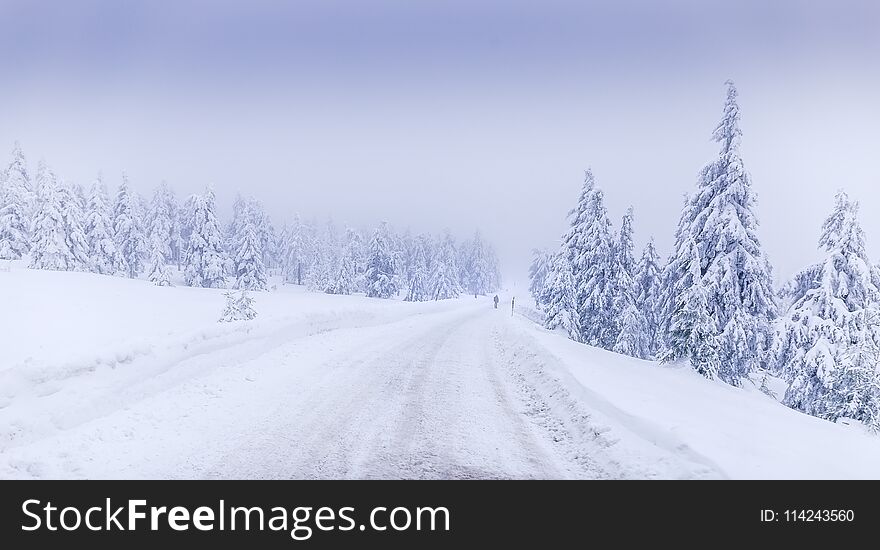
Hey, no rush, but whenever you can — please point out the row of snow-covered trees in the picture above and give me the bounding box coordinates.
[529,80,880,429]
[0,146,502,300]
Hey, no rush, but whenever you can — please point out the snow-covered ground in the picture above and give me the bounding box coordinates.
[3,263,880,479]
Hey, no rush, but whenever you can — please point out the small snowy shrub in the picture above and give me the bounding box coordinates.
[219,290,257,322]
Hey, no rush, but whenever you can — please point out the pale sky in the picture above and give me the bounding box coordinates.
[1,0,878,286]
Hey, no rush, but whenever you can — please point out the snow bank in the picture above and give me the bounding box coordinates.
[511,314,880,479]
[0,264,466,453]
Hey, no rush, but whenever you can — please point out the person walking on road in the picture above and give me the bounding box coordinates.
[493,295,499,309]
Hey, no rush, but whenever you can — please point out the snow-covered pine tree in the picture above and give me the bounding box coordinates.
[308,220,339,292]
[365,221,398,298]
[610,207,649,357]
[183,188,227,288]
[84,175,122,275]
[613,302,651,358]
[29,165,86,271]
[328,227,362,295]
[830,310,880,431]
[146,185,174,286]
[404,234,430,302]
[778,191,880,424]
[249,199,275,272]
[663,237,721,377]
[57,178,90,271]
[634,237,662,356]
[663,82,777,385]
[465,230,492,296]
[228,196,267,291]
[219,290,257,322]
[430,230,462,300]
[148,181,181,270]
[562,169,616,347]
[487,245,502,292]
[113,172,146,278]
[528,248,552,308]
[541,252,582,341]
[657,193,692,349]
[2,142,35,255]
[0,172,29,260]
[281,214,310,285]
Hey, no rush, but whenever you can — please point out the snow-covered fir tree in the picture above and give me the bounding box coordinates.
[464,230,493,296]
[430,230,462,300]
[562,170,616,347]
[0,144,32,259]
[328,227,362,295]
[228,196,267,291]
[219,290,257,322]
[541,252,581,341]
[281,214,310,285]
[613,302,651,358]
[146,185,174,286]
[57,178,91,271]
[148,181,181,269]
[777,192,880,424]
[663,237,721,378]
[634,238,662,357]
[1,143,35,255]
[29,165,88,271]
[113,172,146,278]
[308,219,340,292]
[84,176,122,275]
[0,176,28,260]
[404,234,430,302]
[183,188,227,288]
[250,199,275,272]
[610,207,649,357]
[661,81,777,385]
[528,248,552,308]
[365,221,398,298]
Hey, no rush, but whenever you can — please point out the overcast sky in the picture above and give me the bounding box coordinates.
[1,0,878,286]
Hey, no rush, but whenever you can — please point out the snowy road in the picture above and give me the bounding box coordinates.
[204,303,581,479]
[1,297,620,479]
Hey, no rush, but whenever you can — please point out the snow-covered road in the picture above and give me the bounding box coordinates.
[203,303,580,479]
[1,297,617,479]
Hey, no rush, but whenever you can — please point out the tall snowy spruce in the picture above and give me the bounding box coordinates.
[663,237,721,377]
[404,235,431,302]
[113,172,146,278]
[430,230,462,300]
[0,144,31,259]
[777,192,880,426]
[328,227,362,295]
[528,248,552,308]
[230,197,267,291]
[541,253,581,341]
[57,178,91,271]
[611,207,650,358]
[281,214,310,285]
[562,170,616,347]
[84,176,122,275]
[365,221,398,298]
[146,186,174,286]
[465,231,493,296]
[29,165,89,271]
[662,81,777,384]
[149,182,181,269]
[634,238,662,356]
[183,188,227,288]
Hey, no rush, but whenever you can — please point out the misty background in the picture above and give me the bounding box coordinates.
[1,0,878,287]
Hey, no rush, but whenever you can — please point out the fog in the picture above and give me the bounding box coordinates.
[1,0,878,286]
